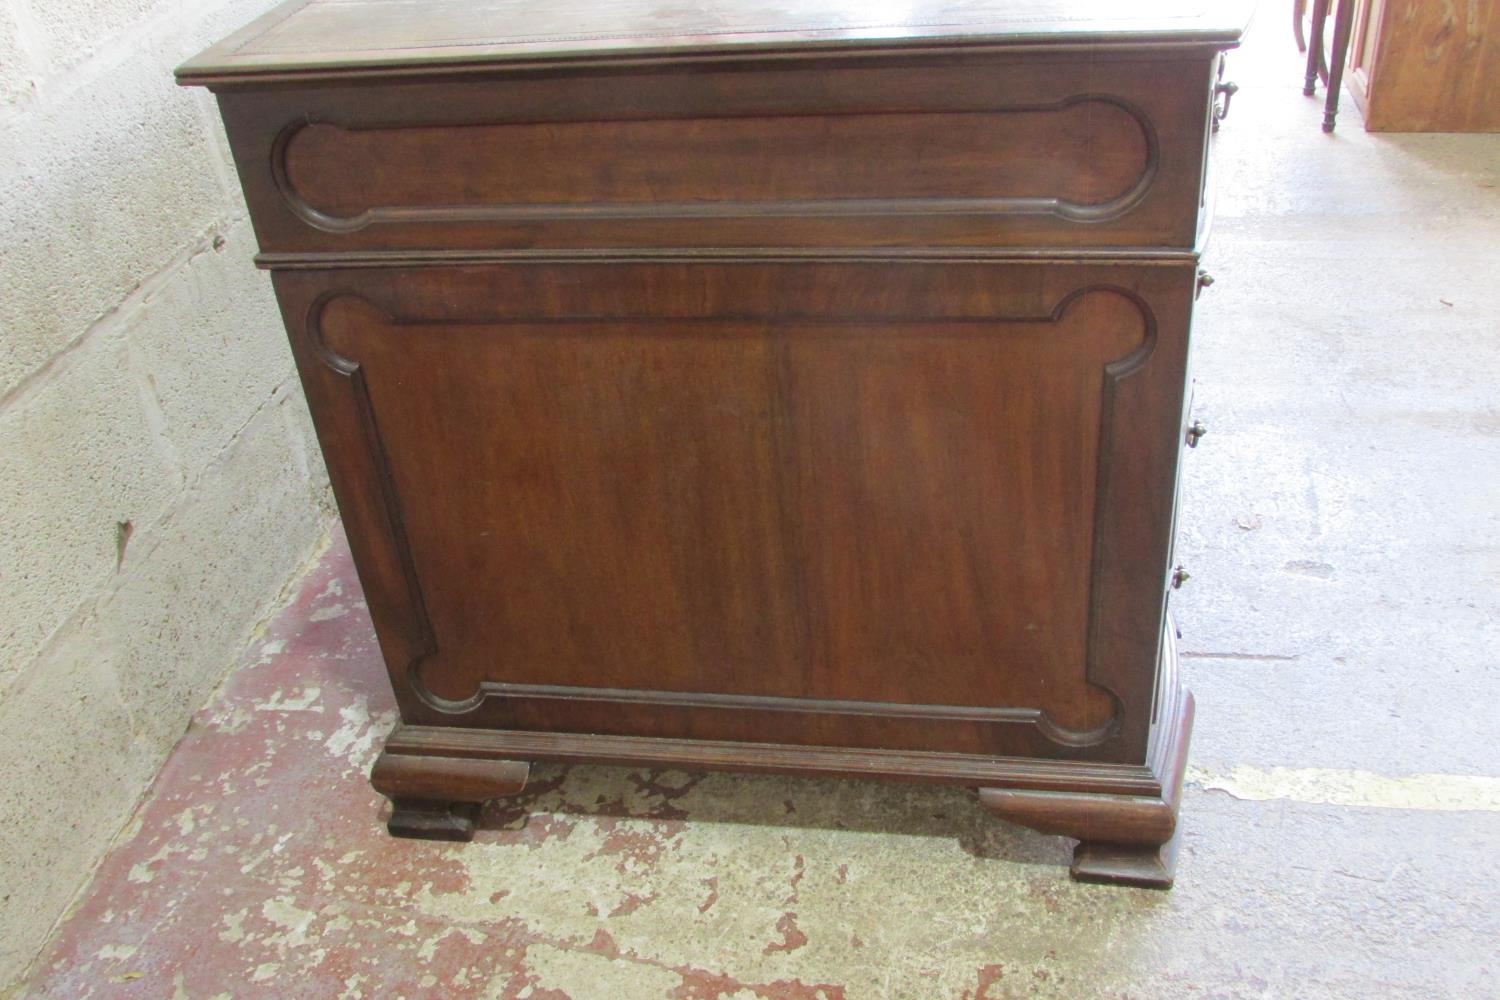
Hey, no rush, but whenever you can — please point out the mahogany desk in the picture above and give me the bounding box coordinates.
[180,0,1247,888]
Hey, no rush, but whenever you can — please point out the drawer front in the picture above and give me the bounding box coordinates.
[224,51,1220,255]
[273,260,1197,762]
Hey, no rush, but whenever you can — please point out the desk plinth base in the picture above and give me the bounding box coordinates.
[368,664,1192,887]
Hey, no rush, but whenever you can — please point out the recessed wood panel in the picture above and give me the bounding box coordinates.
[218,51,1220,254]
[281,101,1150,228]
[305,264,1172,752]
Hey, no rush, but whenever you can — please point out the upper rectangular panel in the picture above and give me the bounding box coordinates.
[213,52,1220,254]
[178,0,1250,83]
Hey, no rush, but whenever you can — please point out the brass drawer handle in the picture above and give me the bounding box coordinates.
[1186,421,1208,448]
[1172,566,1192,589]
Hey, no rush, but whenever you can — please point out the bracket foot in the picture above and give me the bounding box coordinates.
[371,742,530,842]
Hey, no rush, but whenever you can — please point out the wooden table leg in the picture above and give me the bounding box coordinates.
[1303,0,1328,95]
[1322,0,1357,132]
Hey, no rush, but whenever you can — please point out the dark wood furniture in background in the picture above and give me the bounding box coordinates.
[180,0,1247,888]
[1303,0,1357,132]
[1303,0,1499,133]
[1347,0,1500,132]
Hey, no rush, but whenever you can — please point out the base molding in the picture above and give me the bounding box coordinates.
[378,726,1161,796]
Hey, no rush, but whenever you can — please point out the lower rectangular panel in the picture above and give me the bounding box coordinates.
[273,260,1195,765]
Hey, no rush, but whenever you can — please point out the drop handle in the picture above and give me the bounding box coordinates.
[1172,566,1191,590]
[1213,80,1239,131]
[1186,421,1208,448]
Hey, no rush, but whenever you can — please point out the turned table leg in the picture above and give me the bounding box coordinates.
[979,689,1194,889]
[370,747,531,842]
[1321,0,1356,133]
[1303,0,1329,95]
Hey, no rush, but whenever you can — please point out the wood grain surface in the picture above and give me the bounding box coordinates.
[183,1,1234,880]
[216,53,1218,253]
[271,260,1196,762]
[179,0,1250,82]
[1350,0,1500,132]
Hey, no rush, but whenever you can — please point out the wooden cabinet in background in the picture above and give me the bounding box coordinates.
[1349,0,1500,131]
[179,0,1249,888]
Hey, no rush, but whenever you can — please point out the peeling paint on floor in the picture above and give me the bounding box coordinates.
[18,527,1499,1000]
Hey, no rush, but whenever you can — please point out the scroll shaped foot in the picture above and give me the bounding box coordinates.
[979,689,1194,889]
[371,747,530,842]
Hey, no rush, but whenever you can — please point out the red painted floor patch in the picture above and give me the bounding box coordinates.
[21,530,877,1000]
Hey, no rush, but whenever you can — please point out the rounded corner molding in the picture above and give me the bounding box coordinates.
[1034,697,1122,747]
[408,655,487,715]
[1053,283,1160,375]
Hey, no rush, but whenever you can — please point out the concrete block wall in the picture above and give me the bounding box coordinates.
[0,0,334,984]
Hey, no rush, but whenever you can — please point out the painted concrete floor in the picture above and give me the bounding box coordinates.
[19,21,1500,1000]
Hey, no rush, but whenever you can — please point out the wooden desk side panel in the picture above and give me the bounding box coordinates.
[271,262,1195,765]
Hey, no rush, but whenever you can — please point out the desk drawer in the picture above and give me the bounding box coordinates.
[221,50,1221,256]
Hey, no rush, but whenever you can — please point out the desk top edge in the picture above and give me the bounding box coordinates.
[178,0,1254,86]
